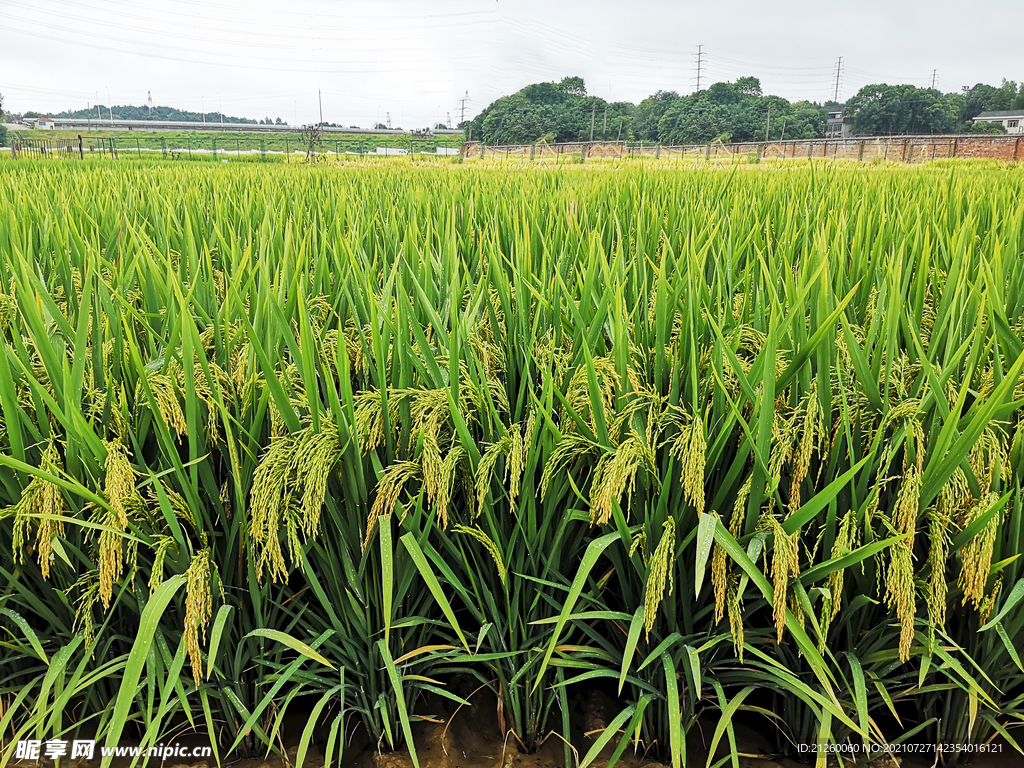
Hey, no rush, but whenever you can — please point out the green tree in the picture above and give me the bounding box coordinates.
[787,102,829,139]
[521,81,567,106]
[959,80,1021,124]
[659,95,731,145]
[471,77,630,145]
[658,78,826,145]
[634,91,679,142]
[558,76,587,97]
[845,84,962,135]
[52,104,258,123]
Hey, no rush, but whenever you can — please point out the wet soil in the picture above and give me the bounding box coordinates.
[9,684,1019,768]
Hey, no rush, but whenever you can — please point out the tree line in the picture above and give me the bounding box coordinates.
[466,76,1024,145]
[40,105,275,124]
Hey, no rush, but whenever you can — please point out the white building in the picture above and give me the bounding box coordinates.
[972,111,1024,135]
[826,109,854,138]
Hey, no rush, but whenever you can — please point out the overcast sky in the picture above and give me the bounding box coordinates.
[2,0,1022,127]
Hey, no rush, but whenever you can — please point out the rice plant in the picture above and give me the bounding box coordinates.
[0,159,1022,767]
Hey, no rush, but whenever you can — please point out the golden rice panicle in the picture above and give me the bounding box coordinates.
[826,509,859,623]
[791,383,824,510]
[69,571,101,650]
[2,443,67,579]
[149,534,178,594]
[679,414,706,514]
[563,357,616,433]
[591,433,656,525]
[978,575,1002,627]
[354,390,388,453]
[730,474,753,538]
[540,435,599,501]
[454,525,506,585]
[143,371,188,437]
[768,410,797,492]
[925,505,951,642]
[98,439,141,608]
[0,289,14,334]
[894,464,921,538]
[629,529,648,562]
[958,492,1001,609]
[432,444,465,528]
[183,544,214,684]
[250,424,337,576]
[421,430,446,517]
[789,592,805,632]
[294,426,343,536]
[712,500,747,624]
[508,417,528,505]
[475,432,512,511]
[710,513,728,624]
[249,434,293,582]
[726,573,744,663]
[884,535,916,662]
[762,514,799,643]
[938,467,971,521]
[643,517,675,638]
[969,427,1007,496]
[366,461,421,548]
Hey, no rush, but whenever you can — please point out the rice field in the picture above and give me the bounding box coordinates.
[0,160,1022,767]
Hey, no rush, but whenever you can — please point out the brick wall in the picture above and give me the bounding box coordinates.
[462,135,1024,163]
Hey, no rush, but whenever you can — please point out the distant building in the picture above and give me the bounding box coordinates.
[826,108,854,138]
[27,117,55,130]
[972,111,1024,135]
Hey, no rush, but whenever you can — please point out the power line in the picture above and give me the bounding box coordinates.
[693,44,707,92]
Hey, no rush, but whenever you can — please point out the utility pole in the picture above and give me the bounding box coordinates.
[832,57,844,103]
[447,112,452,130]
[458,91,469,125]
[590,105,595,141]
[318,89,324,128]
[694,45,707,92]
[930,69,937,89]
[765,103,771,141]
[386,112,392,130]
[603,106,607,139]
[147,90,153,115]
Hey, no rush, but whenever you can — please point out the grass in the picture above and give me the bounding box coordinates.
[0,159,1022,768]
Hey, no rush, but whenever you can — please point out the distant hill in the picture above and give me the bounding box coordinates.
[50,105,281,124]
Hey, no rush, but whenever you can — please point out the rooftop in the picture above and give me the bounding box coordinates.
[973,110,1024,119]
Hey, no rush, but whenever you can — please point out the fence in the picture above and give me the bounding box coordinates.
[461,134,1024,164]
[7,133,462,161]
[10,137,86,160]
[12,133,1020,165]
